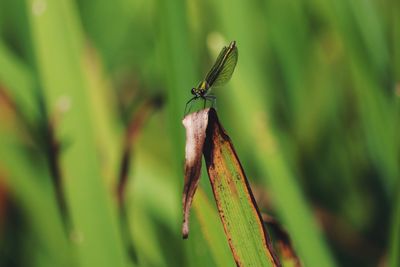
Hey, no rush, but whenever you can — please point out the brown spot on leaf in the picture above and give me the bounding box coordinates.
[182,108,281,266]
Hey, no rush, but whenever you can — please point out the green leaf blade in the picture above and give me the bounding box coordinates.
[25,0,128,266]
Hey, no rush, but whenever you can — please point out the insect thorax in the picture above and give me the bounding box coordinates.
[192,80,209,96]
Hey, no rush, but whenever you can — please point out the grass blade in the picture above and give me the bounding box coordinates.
[193,188,236,267]
[203,109,279,267]
[389,192,400,267]
[0,41,38,122]
[183,108,280,267]
[25,0,127,266]
[0,102,73,266]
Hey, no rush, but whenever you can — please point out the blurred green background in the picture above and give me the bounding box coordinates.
[0,0,398,266]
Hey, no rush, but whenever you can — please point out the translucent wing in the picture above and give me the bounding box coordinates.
[204,47,228,85]
[205,41,238,88]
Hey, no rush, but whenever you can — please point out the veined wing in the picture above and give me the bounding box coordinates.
[205,41,238,88]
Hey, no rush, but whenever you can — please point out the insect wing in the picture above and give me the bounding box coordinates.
[205,42,238,88]
[211,47,238,88]
[205,46,228,86]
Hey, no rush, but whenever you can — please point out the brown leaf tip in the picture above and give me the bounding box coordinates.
[182,220,189,239]
[181,108,211,239]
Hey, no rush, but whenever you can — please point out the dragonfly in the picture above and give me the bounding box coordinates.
[184,41,238,115]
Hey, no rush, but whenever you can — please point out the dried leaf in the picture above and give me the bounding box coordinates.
[182,108,281,267]
[262,214,301,267]
[182,109,210,238]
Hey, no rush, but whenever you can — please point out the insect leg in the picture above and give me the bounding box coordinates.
[184,96,197,116]
[205,95,217,109]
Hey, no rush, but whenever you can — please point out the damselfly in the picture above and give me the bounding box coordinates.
[184,41,238,115]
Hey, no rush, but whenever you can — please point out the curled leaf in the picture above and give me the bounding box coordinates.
[182,109,210,238]
[182,108,281,267]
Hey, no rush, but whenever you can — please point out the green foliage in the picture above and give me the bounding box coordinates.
[0,0,398,266]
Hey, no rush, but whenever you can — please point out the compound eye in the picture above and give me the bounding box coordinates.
[191,88,196,95]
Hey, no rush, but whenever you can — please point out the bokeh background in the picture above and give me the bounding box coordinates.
[0,0,399,266]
